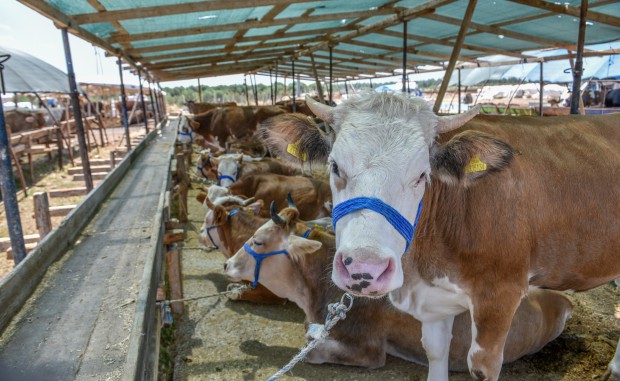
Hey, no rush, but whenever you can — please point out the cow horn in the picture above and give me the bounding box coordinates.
[436,104,481,133]
[242,197,255,206]
[270,201,286,226]
[287,193,298,210]
[305,95,334,124]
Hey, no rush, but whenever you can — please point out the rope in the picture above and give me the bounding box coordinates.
[267,293,354,381]
[156,283,250,305]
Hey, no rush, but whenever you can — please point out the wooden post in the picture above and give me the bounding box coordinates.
[433,0,478,113]
[175,153,188,223]
[292,60,296,112]
[166,249,184,315]
[117,58,132,151]
[309,53,326,104]
[110,151,116,169]
[197,78,202,102]
[33,192,52,239]
[539,61,544,116]
[570,0,588,115]
[329,46,333,105]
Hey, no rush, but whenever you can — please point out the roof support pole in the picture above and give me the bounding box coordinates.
[433,0,478,113]
[158,83,166,115]
[539,61,544,116]
[292,60,296,113]
[146,75,159,125]
[138,69,149,134]
[0,55,26,265]
[154,83,163,119]
[116,57,131,151]
[570,0,588,115]
[370,78,373,90]
[329,46,333,106]
[309,53,326,105]
[402,19,408,93]
[274,61,278,103]
[269,69,274,105]
[62,28,93,192]
[252,74,259,106]
[244,75,249,105]
[458,68,461,114]
[197,78,202,103]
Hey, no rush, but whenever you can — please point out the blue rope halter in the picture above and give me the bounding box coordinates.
[217,163,239,185]
[243,243,289,287]
[332,197,423,253]
[202,209,240,249]
[196,154,212,178]
[302,226,314,238]
[179,123,194,142]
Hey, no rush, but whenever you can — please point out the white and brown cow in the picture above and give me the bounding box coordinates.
[259,93,620,381]
[225,205,573,370]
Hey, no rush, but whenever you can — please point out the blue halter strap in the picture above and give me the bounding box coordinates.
[332,197,423,253]
[243,243,289,288]
[217,174,237,185]
[203,209,240,249]
[179,124,194,141]
[196,154,212,178]
[302,226,314,238]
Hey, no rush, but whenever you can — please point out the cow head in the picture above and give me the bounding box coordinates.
[216,154,243,187]
[225,202,322,289]
[260,93,511,297]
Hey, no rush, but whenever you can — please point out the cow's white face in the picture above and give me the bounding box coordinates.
[217,155,241,187]
[326,101,434,296]
[259,93,481,297]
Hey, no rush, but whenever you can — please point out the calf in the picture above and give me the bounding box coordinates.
[229,173,331,220]
[260,93,620,380]
[5,109,46,133]
[214,154,300,188]
[196,193,285,304]
[225,205,573,370]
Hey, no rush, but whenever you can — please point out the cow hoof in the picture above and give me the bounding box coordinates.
[470,369,489,381]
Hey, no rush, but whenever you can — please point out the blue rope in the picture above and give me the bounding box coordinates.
[302,227,314,238]
[196,154,212,178]
[202,209,240,249]
[243,243,289,287]
[332,197,423,253]
[217,174,237,185]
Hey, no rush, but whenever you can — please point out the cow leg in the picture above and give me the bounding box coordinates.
[468,293,522,381]
[305,337,386,368]
[421,316,455,381]
[603,339,620,381]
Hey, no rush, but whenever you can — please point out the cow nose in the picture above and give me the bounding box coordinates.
[333,250,395,296]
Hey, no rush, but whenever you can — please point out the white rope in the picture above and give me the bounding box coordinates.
[267,293,354,381]
[157,283,250,304]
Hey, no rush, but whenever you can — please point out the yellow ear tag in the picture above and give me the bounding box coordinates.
[286,140,307,161]
[465,155,487,173]
[314,224,326,232]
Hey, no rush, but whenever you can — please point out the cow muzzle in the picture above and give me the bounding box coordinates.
[332,248,402,297]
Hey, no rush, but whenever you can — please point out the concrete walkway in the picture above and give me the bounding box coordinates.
[0,121,176,381]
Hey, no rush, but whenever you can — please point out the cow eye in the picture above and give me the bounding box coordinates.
[253,240,263,246]
[330,161,340,177]
[414,173,426,186]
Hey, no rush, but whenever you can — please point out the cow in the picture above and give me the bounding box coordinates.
[186,100,237,115]
[5,109,46,134]
[213,154,300,187]
[228,173,332,220]
[224,204,573,370]
[605,89,620,108]
[196,193,286,304]
[259,93,620,381]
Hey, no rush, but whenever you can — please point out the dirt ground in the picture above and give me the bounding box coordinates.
[170,171,620,381]
[0,124,151,280]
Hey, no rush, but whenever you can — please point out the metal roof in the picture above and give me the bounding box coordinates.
[16,0,620,83]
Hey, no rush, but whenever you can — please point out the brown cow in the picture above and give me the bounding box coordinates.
[225,205,573,370]
[195,193,286,304]
[187,100,237,115]
[228,173,331,220]
[5,109,46,133]
[260,93,620,380]
[213,154,300,187]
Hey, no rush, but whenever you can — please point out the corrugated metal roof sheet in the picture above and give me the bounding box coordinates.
[16,0,620,83]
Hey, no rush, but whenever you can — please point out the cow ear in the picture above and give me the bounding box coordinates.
[288,235,322,262]
[213,205,228,224]
[430,130,513,186]
[259,113,332,166]
[245,199,263,216]
[196,192,207,205]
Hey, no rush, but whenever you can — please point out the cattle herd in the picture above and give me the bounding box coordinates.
[179,93,619,381]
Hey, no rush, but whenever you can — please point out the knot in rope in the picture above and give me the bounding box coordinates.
[267,293,354,381]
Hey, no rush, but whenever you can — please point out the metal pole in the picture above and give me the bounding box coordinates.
[329,46,333,105]
[116,58,131,151]
[0,55,27,264]
[158,82,166,115]
[292,60,296,112]
[402,19,408,93]
[269,69,274,105]
[62,28,93,192]
[244,75,249,105]
[197,78,202,103]
[274,61,278,103]
[138,69,149,134]
[570,0,588,115]
[539,62,544,116]
[458,68,461,114]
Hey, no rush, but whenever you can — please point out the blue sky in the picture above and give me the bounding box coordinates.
[0,2,442,89]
